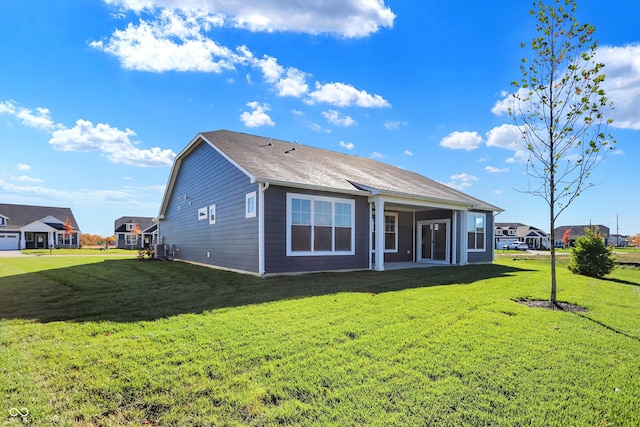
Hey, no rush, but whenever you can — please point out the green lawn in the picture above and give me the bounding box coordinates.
[1,256,639,426]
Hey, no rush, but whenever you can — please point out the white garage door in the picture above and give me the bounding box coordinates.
[0,234,20,250]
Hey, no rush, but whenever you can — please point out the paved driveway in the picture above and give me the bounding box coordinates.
[0,250,27,257]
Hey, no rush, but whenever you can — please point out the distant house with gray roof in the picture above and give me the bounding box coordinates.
[495,222,549,250]
[554,224,610,247]
[0,203,81,250]
[114,216,157,249]
[157,130,502,275]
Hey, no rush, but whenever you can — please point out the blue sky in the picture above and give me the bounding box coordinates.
[1,0,638,237]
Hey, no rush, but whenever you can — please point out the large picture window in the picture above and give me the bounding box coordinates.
[467,212,486,251]
[287,193,355,256]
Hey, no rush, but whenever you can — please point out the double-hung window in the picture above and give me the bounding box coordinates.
[125,234,138,245]
[287,193,355,256]
[372,212,398,252]
[467,212,486,251]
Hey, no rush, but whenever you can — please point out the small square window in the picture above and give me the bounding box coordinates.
[246,192,256,218]
[209,204,216,224]
[198,207,207,220]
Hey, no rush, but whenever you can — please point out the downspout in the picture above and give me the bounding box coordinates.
[493,210,501,261]
[258,182,270,275]
[412,211,416,263]
[369,202,373,271]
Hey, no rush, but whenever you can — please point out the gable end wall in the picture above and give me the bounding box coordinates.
[159,142,259,273]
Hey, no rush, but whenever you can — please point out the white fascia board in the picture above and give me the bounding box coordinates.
[253,178,371,197]
[158,133,258,218]
[21,220,57,232]
[369,193,474,211]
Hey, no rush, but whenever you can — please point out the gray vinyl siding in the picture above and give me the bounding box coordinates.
[159,142,260,273]
[263,185,369,273]
[467,210,494,264]
[379,210,413,263]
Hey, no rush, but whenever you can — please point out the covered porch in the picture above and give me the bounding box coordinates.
[368,193,489,272]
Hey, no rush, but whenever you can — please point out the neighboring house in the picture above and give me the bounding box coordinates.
[0,203,81,250]
[553,225,610,247]
[609,234,628,247]
[495,223,550,250]
[157,130,502,276]
[114,216,157,249]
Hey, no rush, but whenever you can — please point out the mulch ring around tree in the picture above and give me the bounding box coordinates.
[516,299,588,312]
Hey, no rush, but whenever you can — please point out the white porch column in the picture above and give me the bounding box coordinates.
[460,210,468,265]
[452,211,458,265]
[374,197,385,271]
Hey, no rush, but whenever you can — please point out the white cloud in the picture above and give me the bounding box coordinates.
[612,149,625,155]
[307,82,390,108]
[0,100,57,131]
[240,101,275,128]
[91,9,391,111]
[16,163,31,171]
[0,178,142,206]
[445,173,479,191]
[50,119,176,167]
[596,44,640,130]
[90,9,246,72]
[485,124,529,163]
[339,141,355,150]
[2,100,176,167]
[275,68,309,97]
[493,189,504,195]
[370,152,384,160]
[404,150,413,156]
[484,166,509,173]
[322,110,356,127]
[12,175,43,183]
[439,131,482,151]
[384,120,407,130]
[255,55,284,83]
[492,44,640,130]
[104,0,396,38]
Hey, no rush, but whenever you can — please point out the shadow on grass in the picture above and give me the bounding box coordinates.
[0,259,533,323]
[571,312,640,343]
[601,277,640,287]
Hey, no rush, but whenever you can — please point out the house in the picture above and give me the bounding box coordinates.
[495,222,550,250]
[156,130,502,276]
[0,203,81,250]
[609,234,628,247]
[554,224,610,247]
[114,216,157,249]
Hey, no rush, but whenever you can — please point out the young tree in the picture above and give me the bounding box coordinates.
[562,228,571,248]
[568,227,615,278]
[63,217,76,248]
[508,0,615,302]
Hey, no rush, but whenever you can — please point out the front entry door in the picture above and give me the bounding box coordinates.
[418,220,450,263]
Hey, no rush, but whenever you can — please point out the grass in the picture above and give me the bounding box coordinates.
[1,256,639,426]
[20,248,137,256]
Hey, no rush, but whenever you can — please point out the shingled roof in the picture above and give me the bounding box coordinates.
[0,203,80,230]
[161,130,501,214]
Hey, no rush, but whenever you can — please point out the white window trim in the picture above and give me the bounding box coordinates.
[286,192,355,256]
[468,212,487,252]
[124,234,138,245]
[246,192,257,218]
[198,207,208,220]
[209,204,216,225]
[372,212,398,253]
[125,223,134,231]
[0,216,6,226]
